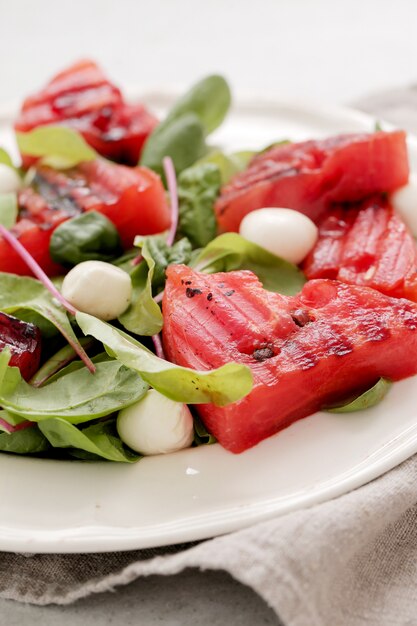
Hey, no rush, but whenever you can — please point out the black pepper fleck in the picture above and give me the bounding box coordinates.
[186,287,202,298]
[252,345,275,361]
[207,292,213,301]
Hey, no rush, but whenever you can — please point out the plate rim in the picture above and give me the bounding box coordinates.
[0,92,416,553]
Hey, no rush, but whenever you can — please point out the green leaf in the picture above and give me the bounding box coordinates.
[164,75,231,136]
[140,75,231,176]
[76,311,253,406]
[0,351,148,423]
[0,272,87,352]
[0,192,18,228]
[50,211,122,266]
[0,148,14,168]
[193,414,217,446]
[326,379,392,413]
[138,236,193,290]
[197,150,254,184]
[193,233,306,295]
[178,162,221,248]
[29,337,95,387]
[140,112,206,176]
[119,236,192,336]
[118,238,164,336]
[16,126,97,169]
[0,426,50,455]
[38,418,140,463]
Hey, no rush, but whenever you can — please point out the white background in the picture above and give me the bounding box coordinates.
[1,0,417,106]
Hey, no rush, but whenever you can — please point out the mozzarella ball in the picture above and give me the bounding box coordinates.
[391,174,417,237]
[117,389,194,455]
[0,164,21,194]
[239,207,318,264]
[62,260,132,321]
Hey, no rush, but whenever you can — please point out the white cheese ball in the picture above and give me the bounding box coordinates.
[391,174,417,237]
[239,207,318,264]
[117,389,194,455]
[62,260,132,321]
[0,163,21,194]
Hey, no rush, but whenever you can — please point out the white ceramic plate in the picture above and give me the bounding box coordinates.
[1,93,417,554]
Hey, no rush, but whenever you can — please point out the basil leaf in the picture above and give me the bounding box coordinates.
[39,418,140,463]
[0,351,147,423]
[327,379,392,413]
[76,311,253,406]
[193,233,306,295]
[50,211,122,266]
[0,192,18,228]
[197,150,254,184]
[178,163,221,248]
[0,426,50,455]
[118,238,163,336]
[16,126,97,169]
[0,148,14,168]
[164,75,231,136]
[140,112,206,176]
[0,272,86,350]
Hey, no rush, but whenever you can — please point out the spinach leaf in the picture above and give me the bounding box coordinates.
[16,126,97,169]
[119,236,192,336]
[50,212,122,266]
[0,148,13,168]
[193,233,306,295]
[140,236,193,290]
[177,163,221,248]
[140,75,231,175]
[140,112,206,176]
[0,273,88,354]
[193,414,217,446]
[0,351,147,423]
[38,418,139,463]
[118,237,164,336]
[0,426,50,455]
[76,311,253,406]
[196,150,254,184]
[29,337,95,387]
[0,192,18,228]
[326,379,392,413]
[164,74,231,136]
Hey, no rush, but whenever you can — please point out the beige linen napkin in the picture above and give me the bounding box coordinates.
[1,89,417,626]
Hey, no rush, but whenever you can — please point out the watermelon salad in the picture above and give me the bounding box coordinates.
[0,60,417,461]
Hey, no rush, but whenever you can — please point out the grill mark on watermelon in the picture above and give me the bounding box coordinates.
[33,172,83,217]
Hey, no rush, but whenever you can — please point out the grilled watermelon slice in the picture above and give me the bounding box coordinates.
[1,159,169,276]
[15,59,158,166]
[303,196,417,301]
[215,131,409,232]
[163,265,417,453]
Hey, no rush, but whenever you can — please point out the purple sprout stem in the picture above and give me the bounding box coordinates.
[150,157,178,360]
[151,333,165,359]
[163,156,179,247]
[0,224,96,374]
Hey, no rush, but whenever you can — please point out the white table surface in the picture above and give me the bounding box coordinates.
[1,0,417,623]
